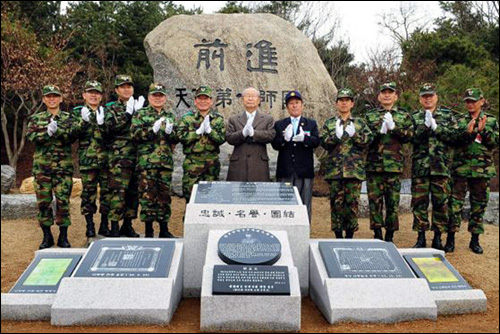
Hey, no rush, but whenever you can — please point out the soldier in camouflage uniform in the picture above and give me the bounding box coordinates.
[448,88,499,254]
[364,82,414,242]
[27,85,76,249]
[176,86,226,203]
[321,88,373,238]
[72,81,112,238]
[131,83,178,238]
[411,83,458,250]
[100,75,145,237]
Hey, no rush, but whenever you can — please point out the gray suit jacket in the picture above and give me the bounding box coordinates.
[226,111,276,182]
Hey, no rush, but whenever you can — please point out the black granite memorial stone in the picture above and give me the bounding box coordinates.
[319,241,415,279]
[74,240,175,278]
[212,265,290,295]
[218,228,282,265]
[10,254,82,294]
[403,254,472,291]
[194,181,298,205]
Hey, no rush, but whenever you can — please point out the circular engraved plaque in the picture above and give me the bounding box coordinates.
[217,228,282,265]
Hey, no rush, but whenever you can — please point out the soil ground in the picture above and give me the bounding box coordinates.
[1,197,498,333]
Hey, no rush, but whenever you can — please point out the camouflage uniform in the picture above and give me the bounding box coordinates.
[176,87,226,203]
[27,87,75,228]
[411,105,457,233]
[365,84,414,233]
[321,112,373,233]
[449,96,499,235]
[72,82,111,218]
[100,76,140,225]
[131,100,178,225]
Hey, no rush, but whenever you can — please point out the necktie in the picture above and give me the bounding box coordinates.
[292,118,299,136]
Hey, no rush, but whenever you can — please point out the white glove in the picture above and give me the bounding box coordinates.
[153,117,165,134]
[335,119,343,139]
[384,112,395,131]
[380,121,388,134]
[424,110,432,128]
[47,118,57,137]
[430,117,438,131]
[81,107,91,123]
[96,107,105,125]
[242,123,254,138]
[165,119,174,135]
[345,123,356,137]
[195,117,206,135]
[292,127,305,142]
[203,115,212,134]
[134,96,145,111]
[284,124,293,142]
[126,97,135,115]
[248,124,255,137]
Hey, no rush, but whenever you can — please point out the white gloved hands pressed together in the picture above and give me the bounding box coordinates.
[153,117,165,134]
[425,110,437,131]
[196,115,211,135]
[47,118,58,137]
[383,112,395,131]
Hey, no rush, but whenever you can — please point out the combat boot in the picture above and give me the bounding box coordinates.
[374,228,383,241]
[384,230,394,243]
[159,222,176,238]
[119,218,140,238]
[469,234,483,254]
[57,226,71,248]
[334,230,343,239]
[98,214,110,237]
[145,221,154,238]
[413,231,426,248]
[85,215,96,238]
[109,221,120,237]
[345,229,355,239]
[444,232,455,253]
[431,230,444,250]
[39,225,55,250]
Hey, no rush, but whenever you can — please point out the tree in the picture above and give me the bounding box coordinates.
[1,13,79,170]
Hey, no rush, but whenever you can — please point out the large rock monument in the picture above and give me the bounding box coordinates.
[145,14,337,195]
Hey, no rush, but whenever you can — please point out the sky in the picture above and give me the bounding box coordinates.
[173,1,445,64]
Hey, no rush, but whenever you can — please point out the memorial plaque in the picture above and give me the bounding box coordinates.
[404,254,472,291]
[10,254,82,294]
[212,265,290,295]
[319,241,415,279]
[218,228,281,265]
[74,240,175,278]
[194,181,298,205]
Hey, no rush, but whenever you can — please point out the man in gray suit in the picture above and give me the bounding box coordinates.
[227,87,276,181]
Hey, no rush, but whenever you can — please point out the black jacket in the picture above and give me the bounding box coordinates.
[272,116,320,179]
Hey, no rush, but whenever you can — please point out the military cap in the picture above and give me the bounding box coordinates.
[379,82,398,92]
[42,85,62,96]
[149,83,167,95]
[114,75,133,87]
[84,80,103,93]
[463,88,484,101]
[285,90,303,104]
[195,86,213,98]
[336,88,355,101]
[419,83,437,96]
